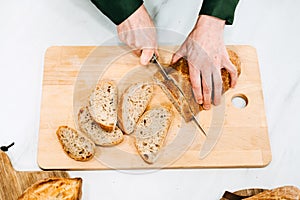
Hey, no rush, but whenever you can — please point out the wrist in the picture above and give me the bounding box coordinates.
[117,5,152,29]
[196,15,225,31]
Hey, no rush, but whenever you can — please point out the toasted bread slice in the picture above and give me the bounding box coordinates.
[56,126,95,161]
[18,177,82,200]
[89,80,118,132]
[78,106,124,146]
[134,106,173,164]
[118,82,153,134]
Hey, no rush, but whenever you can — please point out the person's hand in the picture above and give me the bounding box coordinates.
[117,5,158,65]
[171,15,238,110]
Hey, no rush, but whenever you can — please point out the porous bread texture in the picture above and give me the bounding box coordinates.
[56,126,95,161]
[78,106,124,146]
[118,82,153,134]
[89,80,118,132]
[18,177,82,200]
[134,106,173,164]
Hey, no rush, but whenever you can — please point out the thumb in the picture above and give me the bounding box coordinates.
[171,46,186,64]
[140,49,154,65]
[223,58,238,88]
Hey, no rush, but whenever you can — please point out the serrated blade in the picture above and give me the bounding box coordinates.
[150,54,207,137]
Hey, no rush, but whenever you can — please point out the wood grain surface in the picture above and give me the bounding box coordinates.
[0,150,68,200]
[38,45,272,170]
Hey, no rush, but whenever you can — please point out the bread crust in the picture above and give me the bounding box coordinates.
[56,126,95,161]
[118,82,153,134]
[89,80,118,132]
[134,106,173,164]
[78,106,124,146]
[154,49,241,122]
[244,186,300,200]
[18,177,82,200]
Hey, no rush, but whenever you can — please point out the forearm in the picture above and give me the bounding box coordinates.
[90,0,143,25]
[199,0,239,25]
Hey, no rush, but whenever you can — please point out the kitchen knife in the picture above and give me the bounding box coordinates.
[150,54,207,137]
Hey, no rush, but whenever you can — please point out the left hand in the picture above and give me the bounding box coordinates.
[117,5,158,65]
[172,15,238,110]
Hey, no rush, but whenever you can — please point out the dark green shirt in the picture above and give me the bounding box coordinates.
[91,0,239,25]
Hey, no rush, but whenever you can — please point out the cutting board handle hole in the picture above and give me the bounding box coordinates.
[231,94,248,109]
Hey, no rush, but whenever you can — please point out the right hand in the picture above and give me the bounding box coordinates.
[117,5,158,65]
[171,15,237,110]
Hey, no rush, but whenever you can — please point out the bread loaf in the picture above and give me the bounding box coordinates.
[154,49,241,122]
[244,186,300,200]
[89,80,118,132]
[78,106,124,146]
[134,106,173,164]
[18,177,82,200]
[56,126,95,161]
[118,82,153,134]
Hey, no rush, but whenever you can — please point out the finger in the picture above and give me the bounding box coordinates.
[154,49,160,58]
[171,45,187,64]
[212,69,222,106]
[189,64,203,104]
[132,49,142,57]
[202,71,212,110]
[171,53,182,64]
[140,48,154,65]
[223,58,238,88]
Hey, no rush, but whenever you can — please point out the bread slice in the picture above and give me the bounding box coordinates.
[118,82,153,134]
[134,106,173,164]
[18,177,82,200]
[78,106,124,146]
[56,126,95,161]
[153,49,241,122]
[89,80,117,132]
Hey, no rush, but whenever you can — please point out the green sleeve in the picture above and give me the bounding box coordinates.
[91,0,143,25]
[199,0,239,25]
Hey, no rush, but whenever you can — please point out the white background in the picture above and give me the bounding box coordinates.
[1,0,300,199]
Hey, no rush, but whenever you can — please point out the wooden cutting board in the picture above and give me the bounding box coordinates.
[0,150,68,200]
[38,45,271,170]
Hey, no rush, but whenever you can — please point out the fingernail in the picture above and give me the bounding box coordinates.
[196,98,203,104]
[203,104,210,110]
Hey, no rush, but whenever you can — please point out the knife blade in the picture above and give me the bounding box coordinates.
[150,54,207,137]
[199,95,225,159]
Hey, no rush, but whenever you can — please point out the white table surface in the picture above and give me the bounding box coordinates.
[1,0,300,199]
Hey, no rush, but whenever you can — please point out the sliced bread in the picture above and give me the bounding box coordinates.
[78,106,124,146]
[134,106,173,164]
[56,126,95,161]
[18,177,82,200]
[118,82,153,134]
[89,80,118,132]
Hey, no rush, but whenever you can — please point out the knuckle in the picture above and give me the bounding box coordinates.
[192,84,202,92]
[202,86,211,95]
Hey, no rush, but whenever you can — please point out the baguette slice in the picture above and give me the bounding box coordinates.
[56,126,95,161]
[134,106,173,164]
[18,177,82,200]
[153,49,241,122]
[118,82,153,134]
[78,106,124,146]
[89,80,118,132]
